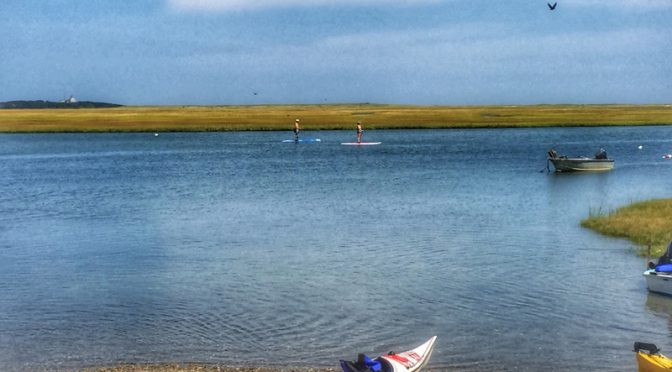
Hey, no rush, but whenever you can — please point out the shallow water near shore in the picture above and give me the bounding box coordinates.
[2,127,672,371]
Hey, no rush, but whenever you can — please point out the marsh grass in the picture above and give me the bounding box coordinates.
[581,199,672,256]
[1,104,671,132]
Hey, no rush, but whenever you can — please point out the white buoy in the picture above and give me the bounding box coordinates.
[638,145,643,149]
[154,133,159,137]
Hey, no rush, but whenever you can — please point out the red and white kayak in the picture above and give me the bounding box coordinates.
[340,336,437,372]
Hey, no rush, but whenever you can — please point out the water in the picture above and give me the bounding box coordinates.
[1,127,672,371]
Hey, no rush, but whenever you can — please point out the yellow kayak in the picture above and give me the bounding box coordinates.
[635,342,672,371]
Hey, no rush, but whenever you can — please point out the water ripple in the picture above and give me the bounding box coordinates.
[2,129,672,371]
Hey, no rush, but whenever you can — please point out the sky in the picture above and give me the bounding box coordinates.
[0,0,670,105]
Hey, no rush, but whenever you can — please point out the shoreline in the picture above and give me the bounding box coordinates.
[0,103,670,133]
[82,365,339,372]
[581,198,672,256]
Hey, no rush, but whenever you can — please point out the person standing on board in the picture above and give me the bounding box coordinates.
[293,119,300,142]
[356,121,363,143]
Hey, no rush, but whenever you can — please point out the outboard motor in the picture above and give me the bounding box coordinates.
[595,148,607,159]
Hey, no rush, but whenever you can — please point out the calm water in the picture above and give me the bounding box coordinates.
[2,127,672,371]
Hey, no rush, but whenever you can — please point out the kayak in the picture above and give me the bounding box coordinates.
[340,336,437,372]
[635,342,672,371]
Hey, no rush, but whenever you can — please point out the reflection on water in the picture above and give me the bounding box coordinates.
[646,293,672,316]
[644,293,672,349]
[1,127,672,371]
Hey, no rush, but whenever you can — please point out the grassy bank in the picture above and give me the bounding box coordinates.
[1,104,671,132]
[581,199,672,256]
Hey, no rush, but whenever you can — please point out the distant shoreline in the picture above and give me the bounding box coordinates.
[0,100,122,109]
[0,103,670,133]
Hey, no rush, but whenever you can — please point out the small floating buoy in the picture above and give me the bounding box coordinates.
[154,133,159,137]
[638,145,643,149]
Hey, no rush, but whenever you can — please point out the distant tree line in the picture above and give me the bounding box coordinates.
[0,100,122,109]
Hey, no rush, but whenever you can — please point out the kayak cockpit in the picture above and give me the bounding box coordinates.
[340,354,394,372]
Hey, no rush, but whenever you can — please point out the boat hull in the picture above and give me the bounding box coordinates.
[644,270,672,296]
[549,157,614,172]
[637,351,672,372]
[635,343,672,372]
[379,336,437,372]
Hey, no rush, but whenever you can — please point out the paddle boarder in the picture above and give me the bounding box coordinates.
[294,119,300,142]
[356,121,363,143]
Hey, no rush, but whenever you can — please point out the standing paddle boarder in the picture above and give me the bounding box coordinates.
[293,119,300,142]
[356,121,363,143]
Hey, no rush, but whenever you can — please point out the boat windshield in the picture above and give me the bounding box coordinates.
[656,241,672,266]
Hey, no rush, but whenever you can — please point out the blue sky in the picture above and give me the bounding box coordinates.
[0,0,670,105]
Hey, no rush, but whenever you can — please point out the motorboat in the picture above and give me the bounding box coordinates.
[644,241,672,296]
[547,148,614,172]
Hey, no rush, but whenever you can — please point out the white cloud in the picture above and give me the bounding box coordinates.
[169,24,668,104]
[563,0,672,8]
[178,23,670,76]
[167,0,672,12]
[168,0,440,12]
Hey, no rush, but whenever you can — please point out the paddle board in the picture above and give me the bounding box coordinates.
[341,142,381,146]
[282,138,321,143]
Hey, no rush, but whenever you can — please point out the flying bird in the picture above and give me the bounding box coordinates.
[548,2,557,10]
